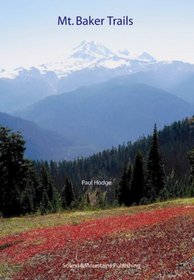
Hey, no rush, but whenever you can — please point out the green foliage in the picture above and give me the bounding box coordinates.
[130,151,145,205]
[145,125,165,201]
[61,178,75,209]
[188,149,194,181]
[35,166,61,214]
[0,126,62,217]
[0,127,32,216]
[116,165,132,206]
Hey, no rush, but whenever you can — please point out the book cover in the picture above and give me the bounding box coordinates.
[0,1,194,279]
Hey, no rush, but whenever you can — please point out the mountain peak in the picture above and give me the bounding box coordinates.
[70,40,116,61]
[138,52,156,62]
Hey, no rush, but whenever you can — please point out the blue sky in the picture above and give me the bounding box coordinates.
[0,0,194,68]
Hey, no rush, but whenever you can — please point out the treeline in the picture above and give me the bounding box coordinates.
[36,118,193,198]
[0,117,194,217]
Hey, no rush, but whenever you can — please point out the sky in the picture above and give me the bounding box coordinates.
[0,0,194,68]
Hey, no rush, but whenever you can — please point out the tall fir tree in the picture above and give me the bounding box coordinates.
[130,151,145,205]
[0,127,9,215]
[61,177,75,209]
[146,124,165,201]
[189,116,194,184]
[0,127,33,216]
[39,166,60,214]
[188,149,194,186]
[116,165,132,206]
[20,169,38,215]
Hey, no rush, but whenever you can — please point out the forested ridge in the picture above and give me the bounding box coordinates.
[46,117,193,192]
[0,117,194,217]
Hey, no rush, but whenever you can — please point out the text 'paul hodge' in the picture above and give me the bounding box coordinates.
[81,180,112,187]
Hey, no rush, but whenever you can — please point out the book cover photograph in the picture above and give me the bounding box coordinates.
[0,0,194,279]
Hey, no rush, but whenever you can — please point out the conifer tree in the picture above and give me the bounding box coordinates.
[188,149,194,186]
[39,166,60,213]
[116,165,132,206]
[0,127,32,216]
[20,179,35,214]
[130,151,145,205]
[40,191,52,215]
[146,125,165,201]
[61,177,75,208]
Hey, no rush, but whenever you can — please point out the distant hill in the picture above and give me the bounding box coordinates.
[108,64,194,104]
[172,74,194,104]
[0,69,57,113]
[19,82,193,156]
[0,112,75,160]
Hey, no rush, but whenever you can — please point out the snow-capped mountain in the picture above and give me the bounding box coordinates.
[39,40,158,77]
[0,40,157,79]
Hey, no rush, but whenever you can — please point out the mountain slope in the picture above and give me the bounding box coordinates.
[0,69,58,113]
[172,74,194,104]
[0,112,74,160]
[19,83,193,155]
[108,63,194,104]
